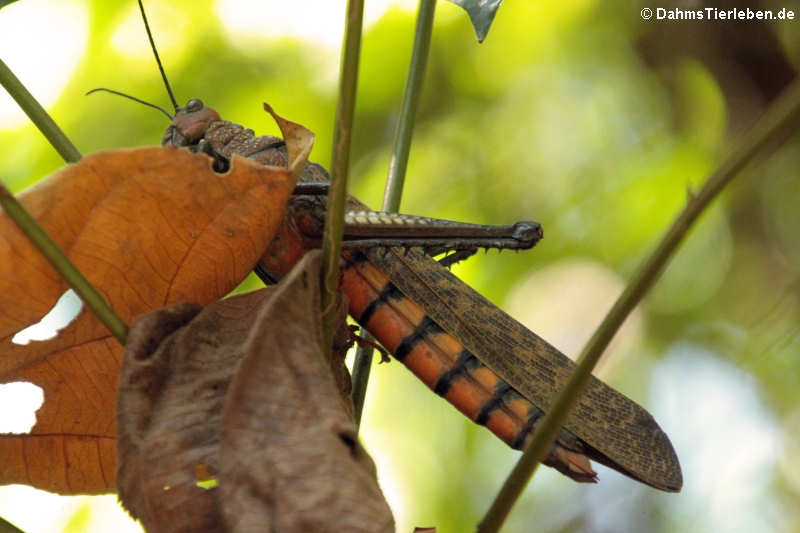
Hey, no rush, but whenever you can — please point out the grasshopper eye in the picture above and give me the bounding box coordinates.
[185,98,204,112]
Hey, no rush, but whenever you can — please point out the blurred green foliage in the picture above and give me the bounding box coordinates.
[1,0,798,532]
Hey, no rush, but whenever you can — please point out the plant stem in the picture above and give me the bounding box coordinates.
[350,0,437,425]
[382,0,436,212]
[1,57,130,345]
[0,58,81,163]
[477,77,800,533]
[0,183,129,345]
[350,345,372,427]
[0,515,25,533]
[321,0,365,358]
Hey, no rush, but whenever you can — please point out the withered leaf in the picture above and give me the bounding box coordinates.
[117,293,267,532]
[219,250,393,533]
[117,251,393,532]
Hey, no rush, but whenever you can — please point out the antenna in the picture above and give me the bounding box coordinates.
[137,0,179,112]
[85,88,174,120]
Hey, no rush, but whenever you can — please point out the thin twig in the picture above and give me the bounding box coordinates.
[0,183,129,344]
[1,54,130,344]
[350,0,437,425]
[321,0,365,358]
[0,514,25,533]
[350,345,372,427]
[477,78,800,533]
[0,58,81,163]
[383,0,437,213]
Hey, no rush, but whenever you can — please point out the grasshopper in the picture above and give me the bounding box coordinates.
[103,0,682,493]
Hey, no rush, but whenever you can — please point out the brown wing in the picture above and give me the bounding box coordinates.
[368,247,682,491]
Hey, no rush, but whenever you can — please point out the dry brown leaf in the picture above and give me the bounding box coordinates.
[219,251,393,533]
[117,292,268,532]
[0,108,313,494]
[116,251,392,532]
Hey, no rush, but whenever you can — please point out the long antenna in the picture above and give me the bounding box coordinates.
[137,0,179,112]
[85,88,173,120]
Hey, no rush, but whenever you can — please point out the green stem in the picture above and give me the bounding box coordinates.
[0,183,129,345]
[1,57,129,345]
[0,515,25,533]
[321,0,365,358]
[350,0,437,424]
[350,344,372,427]
[477,77,800,533]
[382,0,436,212]
[0,58,81,163]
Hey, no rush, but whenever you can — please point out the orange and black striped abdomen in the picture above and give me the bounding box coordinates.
[340,251,598,481]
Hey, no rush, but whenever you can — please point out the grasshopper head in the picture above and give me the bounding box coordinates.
[162,98,221,148]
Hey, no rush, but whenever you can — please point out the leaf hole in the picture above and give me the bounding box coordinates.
[210,155,229,173]
[11,290,83,345]
[0,382,44,433]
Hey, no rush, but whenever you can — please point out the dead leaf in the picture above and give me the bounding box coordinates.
[219,251,393,533]
[262,102,314,177]
[0,108,313,494]
[117,293,267,532]
[116,251,392,532]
